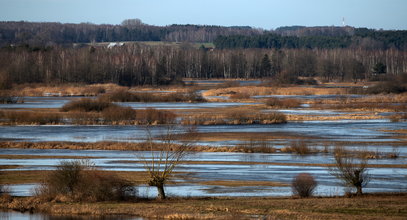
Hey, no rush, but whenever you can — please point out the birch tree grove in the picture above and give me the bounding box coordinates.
[1,45,405,87]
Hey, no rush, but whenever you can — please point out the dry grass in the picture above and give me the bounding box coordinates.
[202,86,347,97]
[13,83,124,96]
[181,112,286,125]
[265,98,301,108]
[99,89,206,103]
[0,170,152,185]
[0,110,62,125]
[281,141,315,155]
[174,131,313,142]
[286,114,385,121]
[1,193,407,219]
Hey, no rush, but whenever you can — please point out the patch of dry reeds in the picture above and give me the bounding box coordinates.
[265,98,301,108]
[0,110,62,125]
[100,89,206,103]
[181,112,287,125]
[281,141,314,155]
[61,98,113,112]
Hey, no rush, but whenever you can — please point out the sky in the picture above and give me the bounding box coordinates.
[0,0,406,30]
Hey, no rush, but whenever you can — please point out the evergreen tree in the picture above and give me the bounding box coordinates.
[260,54,272,77]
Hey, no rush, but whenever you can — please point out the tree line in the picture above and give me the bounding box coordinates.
[1,43,405,88]
[2,21,407,51]
[0,21,263,47]
[214,29,407,50]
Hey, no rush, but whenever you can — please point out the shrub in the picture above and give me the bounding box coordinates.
[100,89,206,103]
[237,140,277,153]
[230,92,250,99]
[255,112,287,124]
[61,98,114,112]
[292,173,317,198]
[290,140,312,155]
[102,105,136,122]
[99,89,138,102]
[136,108,177,125]
[265,98,301,108]
[366,81,406,94]
[1,111,62,125]
[37,160,134,202]
[366,74,407,94]
[68,112,101,125]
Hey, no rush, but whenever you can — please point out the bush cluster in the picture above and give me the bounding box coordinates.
[292,173,318,198]
[265,98,301,108]
[100,89,205,103]
[0,111,62,125]
[61,98,113,112]
[36,160,134,202]
[136,108,177,125]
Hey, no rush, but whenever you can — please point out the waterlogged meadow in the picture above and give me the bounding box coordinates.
[1,82,406,201]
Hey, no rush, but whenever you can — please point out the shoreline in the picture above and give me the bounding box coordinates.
[1,193,406,219]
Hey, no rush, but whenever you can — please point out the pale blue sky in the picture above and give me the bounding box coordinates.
[0,0,406,30]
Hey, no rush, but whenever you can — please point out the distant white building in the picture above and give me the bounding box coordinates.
[107,42,125,49]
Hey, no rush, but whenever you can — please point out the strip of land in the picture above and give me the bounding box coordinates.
[1,193,406,219]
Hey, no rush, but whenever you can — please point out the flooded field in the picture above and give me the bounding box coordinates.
[0,119,405,144]
[0,96,259,110]
[0,210,143,220]
[1,149,406,197]
[1,86,406,200]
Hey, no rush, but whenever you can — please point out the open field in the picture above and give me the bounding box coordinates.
[1,193,407,219]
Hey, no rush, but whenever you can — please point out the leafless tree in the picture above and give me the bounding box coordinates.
[329,146,370,196]
[140,125,191,199]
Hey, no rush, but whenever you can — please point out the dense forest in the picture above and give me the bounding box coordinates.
[0,20,263,46]
[214,29,407,50]
[2,20,407,50]
[0,43,405,88]
[0,20,406,88]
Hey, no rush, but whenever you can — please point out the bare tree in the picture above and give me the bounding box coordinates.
[140,125,190,199]
[329,146,369,196]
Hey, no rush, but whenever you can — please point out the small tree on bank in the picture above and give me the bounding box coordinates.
[141,126,190,199]
[329,146,369,196]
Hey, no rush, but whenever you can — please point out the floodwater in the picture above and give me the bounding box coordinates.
[0,211,143,220]
[0,96,259,110]
[253,94,365,99]
[1,149,406,197]
[0,120,404,144]
[1,94,406,199]
[0,97,84,109]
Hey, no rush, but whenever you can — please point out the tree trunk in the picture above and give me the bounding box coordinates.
[157,184,166,200]
[356,185,363,196]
